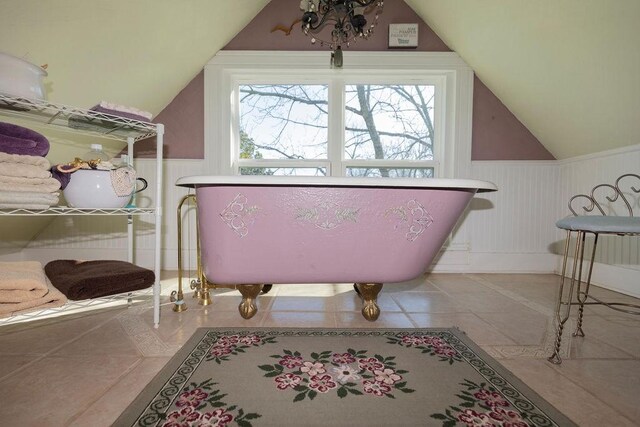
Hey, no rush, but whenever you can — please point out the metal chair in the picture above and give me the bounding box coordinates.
[548,173,640,364]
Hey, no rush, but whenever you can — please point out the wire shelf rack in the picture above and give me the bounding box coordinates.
[0,93,157,141]
[0,288,153,327]
[0,207,155,216]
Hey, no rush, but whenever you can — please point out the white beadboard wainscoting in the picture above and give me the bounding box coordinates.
[555,144,640,297]
[15,146,639,295]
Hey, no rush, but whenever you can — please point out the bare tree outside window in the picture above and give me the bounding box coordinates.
[238,83,436,177]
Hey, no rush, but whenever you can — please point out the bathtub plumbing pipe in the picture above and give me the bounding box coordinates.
[172,194,196,312]
[191,208,203,301]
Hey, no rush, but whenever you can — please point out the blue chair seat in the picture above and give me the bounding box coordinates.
[556,216,640,234]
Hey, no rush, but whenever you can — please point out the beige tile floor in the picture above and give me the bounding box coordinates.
[0,272,638,426]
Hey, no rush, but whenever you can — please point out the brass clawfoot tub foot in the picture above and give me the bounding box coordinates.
[355,283,383,321]
[238,284,263,319]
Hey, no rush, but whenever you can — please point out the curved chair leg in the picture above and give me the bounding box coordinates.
[238,284,263,319]
[548,231,583,364]
[355,283,383,321]
[573,233,599,337]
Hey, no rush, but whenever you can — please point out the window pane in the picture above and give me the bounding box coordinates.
[344,85,435,161]
[239,84,328,160]
[239,167,327,176]
[346,167,434,178]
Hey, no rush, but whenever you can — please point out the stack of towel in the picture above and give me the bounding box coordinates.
[0,261,67,318]
[0,121,60,209]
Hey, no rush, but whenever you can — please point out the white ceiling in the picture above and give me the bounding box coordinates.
[1,0,638,160]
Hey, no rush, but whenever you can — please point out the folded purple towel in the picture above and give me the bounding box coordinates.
[90,104,152,123]
[0,121,50,157]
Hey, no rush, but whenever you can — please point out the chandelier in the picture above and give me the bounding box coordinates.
[300,0,384,67]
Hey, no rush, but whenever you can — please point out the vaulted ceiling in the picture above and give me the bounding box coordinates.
[1,0,638,160]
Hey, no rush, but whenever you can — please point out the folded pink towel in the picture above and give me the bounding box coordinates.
[0,261,48,302]
[0,261,67,317]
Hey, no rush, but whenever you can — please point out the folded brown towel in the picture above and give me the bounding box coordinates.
[44,260,155,300]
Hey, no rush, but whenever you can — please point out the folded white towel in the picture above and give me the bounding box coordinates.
[0,190,59,206]
[0,152,50,169]
[0,162,52,179]
[0,175,57,186]
[0,176,60,193]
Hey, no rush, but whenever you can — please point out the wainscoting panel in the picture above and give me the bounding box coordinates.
[468,161,561,254]
[14,147,639,292]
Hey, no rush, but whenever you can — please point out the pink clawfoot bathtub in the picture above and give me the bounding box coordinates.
[176,176,497,321]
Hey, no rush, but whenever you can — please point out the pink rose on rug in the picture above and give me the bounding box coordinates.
[332,352,356,364]
[489,407,529,426]
[300,361,326,376]
[362,380,391,397]
[210,345,233,357]
[457,409,495,426]
[308,374,337,393]
[279,354,304,368]
[239,335,262,345]
[400,335,425,346]
[176,388,209,408]
[275,373,303,390]
[216,335,240,346]
[474,388,510,408]
[198,408,234,427]
[434,345,458,358]
[373,368,402,385]
[358,357,384,372]
[163,406,201,426]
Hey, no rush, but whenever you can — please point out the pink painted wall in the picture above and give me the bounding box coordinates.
[225,0,450,51]
[472,76,553,160]
[135,70,204,158]
[150,0,553,161]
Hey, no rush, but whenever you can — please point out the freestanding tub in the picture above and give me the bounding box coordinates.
[175,176,497,320]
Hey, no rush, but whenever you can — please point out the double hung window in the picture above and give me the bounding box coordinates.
[206,52,473,180]
[238,81,439,178]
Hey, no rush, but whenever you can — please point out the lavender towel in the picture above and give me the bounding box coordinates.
[90,104,152,123]
[50,166,71,190]
[0,121,50,157]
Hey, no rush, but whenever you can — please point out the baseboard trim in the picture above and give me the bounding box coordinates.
[430,251,557,273]
[556,256,640,298]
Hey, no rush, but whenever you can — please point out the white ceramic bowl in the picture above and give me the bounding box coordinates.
[0,52,48,100]
[63,169,132,208]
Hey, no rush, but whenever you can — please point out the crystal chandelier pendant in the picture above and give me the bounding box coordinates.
[300,0,384,68]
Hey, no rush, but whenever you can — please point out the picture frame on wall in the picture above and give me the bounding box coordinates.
[388,23,419,48]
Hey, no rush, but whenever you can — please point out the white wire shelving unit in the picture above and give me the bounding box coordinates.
[0,93,164,328]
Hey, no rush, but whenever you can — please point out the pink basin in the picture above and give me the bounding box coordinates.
[176,176,497,286]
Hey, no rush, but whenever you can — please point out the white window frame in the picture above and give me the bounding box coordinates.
[205,51,474,180]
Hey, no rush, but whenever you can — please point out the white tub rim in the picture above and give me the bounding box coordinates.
[175,175,497,193]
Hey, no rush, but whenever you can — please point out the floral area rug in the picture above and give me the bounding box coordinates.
[115,328,575,427]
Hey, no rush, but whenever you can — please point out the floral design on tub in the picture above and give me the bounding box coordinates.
[219,193,260,237]
[385,199,434,242]
[296,201,360,230]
